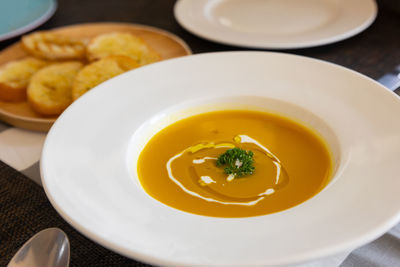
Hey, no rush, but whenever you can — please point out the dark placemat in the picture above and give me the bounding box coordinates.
[0,160,152,267]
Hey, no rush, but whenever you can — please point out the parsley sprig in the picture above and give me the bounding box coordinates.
[216,148,255,177]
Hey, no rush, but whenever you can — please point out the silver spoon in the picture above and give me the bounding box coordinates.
[8,228,70,267]
[378,64,400,92]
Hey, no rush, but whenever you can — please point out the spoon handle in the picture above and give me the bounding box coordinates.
[377,65,400,91]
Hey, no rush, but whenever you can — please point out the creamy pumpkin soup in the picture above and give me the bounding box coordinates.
[137,110,332,217]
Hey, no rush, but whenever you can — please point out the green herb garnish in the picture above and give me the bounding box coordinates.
[216,148,255,177]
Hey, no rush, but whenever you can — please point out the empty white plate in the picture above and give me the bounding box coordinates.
[174,0,377,49]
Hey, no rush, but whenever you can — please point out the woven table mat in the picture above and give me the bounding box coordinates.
[0,160,151,267]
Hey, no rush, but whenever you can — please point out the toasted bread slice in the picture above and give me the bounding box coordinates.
[139,49,162,66]
[27,62,83,116]
[72,55,138,100]
[86,32,161,65]
[0,57,48,101]
[22,31,86,60]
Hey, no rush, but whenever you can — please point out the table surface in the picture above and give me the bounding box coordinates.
[0,0,399,266]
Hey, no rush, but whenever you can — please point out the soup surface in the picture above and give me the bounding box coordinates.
[137,110,332,217]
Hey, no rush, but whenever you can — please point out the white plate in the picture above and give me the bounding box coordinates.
[41,52,400,266]
[174,0,377,49]
[0,0,57,42]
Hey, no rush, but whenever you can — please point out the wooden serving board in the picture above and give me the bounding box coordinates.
[0,22,192,132]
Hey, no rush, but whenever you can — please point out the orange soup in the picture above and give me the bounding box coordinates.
[137,110,332,217]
